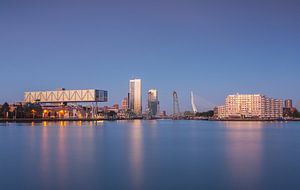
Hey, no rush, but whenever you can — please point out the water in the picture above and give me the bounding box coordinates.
[0,120,300,190]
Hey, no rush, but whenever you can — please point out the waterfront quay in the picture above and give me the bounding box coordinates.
[2,117,300,123]
[1,85,300,122]
[0,118,116,123]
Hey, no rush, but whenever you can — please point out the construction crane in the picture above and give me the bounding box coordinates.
[173,91,181,119]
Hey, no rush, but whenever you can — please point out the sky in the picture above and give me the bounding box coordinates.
[0,0,299,113]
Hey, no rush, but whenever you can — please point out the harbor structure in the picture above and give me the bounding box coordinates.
[23,88,108,119]
[216,94,283,119]
[24,88,108,103]
[129,79,142,115]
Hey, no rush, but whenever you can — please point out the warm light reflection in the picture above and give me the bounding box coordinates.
[129,120,144,189]
[31,122,35,127]
[224,122,263,189]
[57,125,67,188]
[43,121,48,127]
[40,125,50,186]
[223,121,263,129]
[59,121,68,127]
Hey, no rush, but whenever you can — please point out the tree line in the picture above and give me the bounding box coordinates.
[0,103,43,118]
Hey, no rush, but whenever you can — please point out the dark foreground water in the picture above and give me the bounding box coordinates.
[0,120,300,190]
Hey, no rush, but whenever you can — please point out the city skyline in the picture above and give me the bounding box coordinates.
[0,78,299,114]
[0,0,299,112]
[1,1,300,190]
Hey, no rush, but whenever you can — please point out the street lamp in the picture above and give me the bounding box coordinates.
[43,110,49,118]
[31,110,36,119]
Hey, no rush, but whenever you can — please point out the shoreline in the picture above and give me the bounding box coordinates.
[209,119,300,122]
[1,118,300,123]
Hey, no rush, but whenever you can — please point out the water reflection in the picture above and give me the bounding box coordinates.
[43,121,48,127]
[57,125,67,189]
[148,120,158,139]
[224,122,263,189]
[3,121,300,190]
[129,120,144,190]
[59,121,68,127]
[40,125,50,188]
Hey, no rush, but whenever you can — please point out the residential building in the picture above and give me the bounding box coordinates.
[216,94,283,119]
[215,105,226,118]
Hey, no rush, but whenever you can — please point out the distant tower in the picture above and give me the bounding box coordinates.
[191,91,198,113]
[173,91,181,117]
[129,79,142,115]
[148,89,159,116]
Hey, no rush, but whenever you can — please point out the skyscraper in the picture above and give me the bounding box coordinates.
[129,79,142,115]
[148,89,159,116]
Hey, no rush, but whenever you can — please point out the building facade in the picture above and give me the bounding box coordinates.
[24,89,108,103]
[283,99,295,117]
[129,79,142,115]
[147,89,159,116]
[215,94,283,119]
[284,99,293,109]
[121,97,128,110]
[216,105,226,118]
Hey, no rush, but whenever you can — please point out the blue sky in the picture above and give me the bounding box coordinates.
[0,0,299,113]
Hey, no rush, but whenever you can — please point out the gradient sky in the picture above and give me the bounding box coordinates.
[1,0,299,113]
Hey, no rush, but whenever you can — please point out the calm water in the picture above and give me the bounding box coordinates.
[0,120,300,190]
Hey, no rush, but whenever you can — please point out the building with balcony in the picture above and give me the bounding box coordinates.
[215,94,283,119]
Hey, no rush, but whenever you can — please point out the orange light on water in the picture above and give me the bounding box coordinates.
[43,121,48,127]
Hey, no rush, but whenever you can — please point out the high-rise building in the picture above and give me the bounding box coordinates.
[121,97,128,110]
[215,94,283,119]
[284,99,293,109]
[129,79,142,115]
[147,89,159,116]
